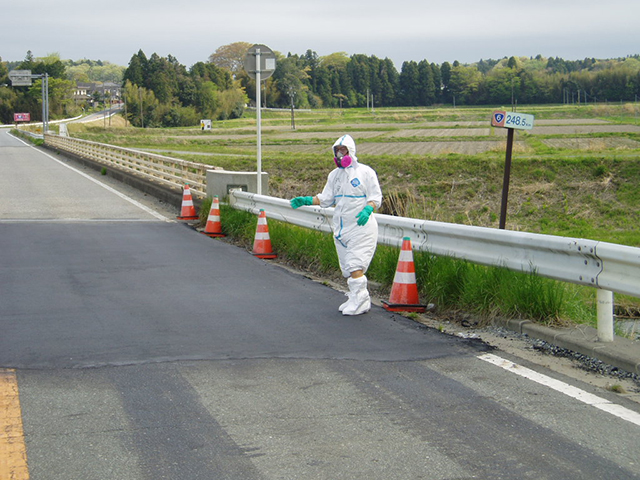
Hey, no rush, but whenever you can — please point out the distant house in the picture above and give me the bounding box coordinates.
[73,82,122,104]
[74,83,93,102]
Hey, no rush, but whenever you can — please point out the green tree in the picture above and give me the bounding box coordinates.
[0,56,8,84]
[431,63,442,102]
[484,66,519,104]
[376,58,398,107]
[398,61,420,105]
[272,55,311,109]
[190,62,232,90]
[449,64,483,105]
[440,61,452,102]
[417,59,436,105]
[123,50,148,88]
[122,80,158,127]
[346,54,370,106]
[197,81,219,118]
[216,85,247,119]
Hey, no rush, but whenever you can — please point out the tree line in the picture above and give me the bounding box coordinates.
[120,50,247,127]
[1,46,639,127]
[258,50,640,109]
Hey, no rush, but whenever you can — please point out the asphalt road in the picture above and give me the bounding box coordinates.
[1,130,639,479]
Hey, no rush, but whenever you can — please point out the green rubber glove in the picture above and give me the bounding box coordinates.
[356,205,374,226]
[290,196,314,209]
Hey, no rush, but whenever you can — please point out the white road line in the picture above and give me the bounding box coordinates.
[478,353,640,427]
[8,131,171,222]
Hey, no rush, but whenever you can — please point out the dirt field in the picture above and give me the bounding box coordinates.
[542,137,640,150]
[235,118,639,156]
[262,141,524,156]
[83,116,640,158]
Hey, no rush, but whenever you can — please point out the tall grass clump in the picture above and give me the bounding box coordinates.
[268,221,338,275]
[217,203,258,241]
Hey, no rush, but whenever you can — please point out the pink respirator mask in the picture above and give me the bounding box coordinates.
[334,153,352,168]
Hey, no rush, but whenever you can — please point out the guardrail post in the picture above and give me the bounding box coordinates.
[597,289,614,342]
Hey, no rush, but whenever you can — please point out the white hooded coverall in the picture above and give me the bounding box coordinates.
[316,135,383,278]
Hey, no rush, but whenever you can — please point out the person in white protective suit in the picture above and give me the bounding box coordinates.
[290,134,383,315]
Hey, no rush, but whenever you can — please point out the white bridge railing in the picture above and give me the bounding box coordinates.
[230,191,640,342]
[45,134,213,196]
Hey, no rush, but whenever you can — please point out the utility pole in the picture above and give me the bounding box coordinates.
[139,89,144,128]
[288,87,296,130]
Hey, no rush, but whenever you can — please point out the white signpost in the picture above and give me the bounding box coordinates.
[491,110,535,229]
[244,44,276,196]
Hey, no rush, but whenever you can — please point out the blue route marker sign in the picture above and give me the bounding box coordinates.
[491,110,534,130]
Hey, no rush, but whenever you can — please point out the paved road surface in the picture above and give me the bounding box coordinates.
[1,130,639,479]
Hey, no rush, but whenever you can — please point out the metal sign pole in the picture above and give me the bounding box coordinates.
[499,128,515,229]
[255,49,262,196]
[41,74,46,133]
[243,44,275,196]
[9,70,49,133]
[491,110,534,230]
[44,73,49,133]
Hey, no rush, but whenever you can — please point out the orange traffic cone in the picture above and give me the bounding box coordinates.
[252,209,277,259]
[382,237,428,313]
[202,196,225,237]
[177,184,199,220]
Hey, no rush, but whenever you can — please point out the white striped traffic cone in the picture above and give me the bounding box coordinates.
[177,184,198,220]
[202,196,225,237]
[252,209,277,259]
[382,237,428,313]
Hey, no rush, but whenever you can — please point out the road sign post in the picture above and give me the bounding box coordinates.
[8,70,32,87]
[491,111,535,229]
[244,45,276,196]
[8,70,49,133]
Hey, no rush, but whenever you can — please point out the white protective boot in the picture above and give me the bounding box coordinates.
[338,291,352,312]
[342,276,371,316]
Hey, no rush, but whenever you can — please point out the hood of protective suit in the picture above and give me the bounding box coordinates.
[332,134,358,167]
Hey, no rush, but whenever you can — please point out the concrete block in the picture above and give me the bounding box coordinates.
[206,170,269,199]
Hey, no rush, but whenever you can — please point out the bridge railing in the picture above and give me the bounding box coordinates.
[45,134,212,197]
[229,190,640,342]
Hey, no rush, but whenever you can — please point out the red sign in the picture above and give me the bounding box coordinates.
[491,111,506,128]
[14,113,31,122]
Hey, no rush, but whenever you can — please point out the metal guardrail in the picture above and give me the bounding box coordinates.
[229,191,640,297]
[44,134,212,197]
[230,191,640,341]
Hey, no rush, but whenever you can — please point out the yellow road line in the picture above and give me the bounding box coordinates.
[0,369,29,480]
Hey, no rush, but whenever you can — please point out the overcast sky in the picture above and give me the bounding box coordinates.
[2,0,639,69]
